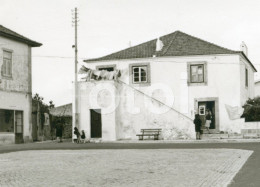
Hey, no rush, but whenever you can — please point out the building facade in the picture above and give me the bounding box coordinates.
[254,80,260,97]
[0,25,41,143]
[76,31,256,141]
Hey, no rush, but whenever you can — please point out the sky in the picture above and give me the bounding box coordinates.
[1,0,260,106]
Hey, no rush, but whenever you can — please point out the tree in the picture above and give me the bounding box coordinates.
[49,100,55,109]
[241,96,260,122]
[32,93,55,131]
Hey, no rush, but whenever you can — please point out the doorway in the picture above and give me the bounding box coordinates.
[15,111,24,144]
[195,97,219,133]
[198,101,215,129]
[90,109,102,138]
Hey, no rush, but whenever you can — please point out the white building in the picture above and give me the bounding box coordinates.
[0,25,41,143]
[254,80,260,97]
[76,31,256,141]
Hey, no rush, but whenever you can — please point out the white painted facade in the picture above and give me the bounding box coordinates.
[0,35,34,143]
[76,53,255,141]
[254,81,260,96]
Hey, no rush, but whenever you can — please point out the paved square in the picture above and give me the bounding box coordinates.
[0,149,252,186]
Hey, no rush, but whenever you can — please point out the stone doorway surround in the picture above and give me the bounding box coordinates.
[194,97,219,133]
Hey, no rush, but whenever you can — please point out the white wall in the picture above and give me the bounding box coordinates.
[255,82,260,96]
[115,82,195,140]
[85,54,251,133]
[0,36,32,143]
[0,36,30,93]
[77,81,195,140]
[77,81,117,141]
[240,56,255,106]
[0,91,31,143]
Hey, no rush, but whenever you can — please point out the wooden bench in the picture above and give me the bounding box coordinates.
[136,129,162,140]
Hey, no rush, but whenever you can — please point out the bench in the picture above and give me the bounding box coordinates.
[136,129,162,140]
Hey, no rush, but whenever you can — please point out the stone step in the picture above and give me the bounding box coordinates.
[201,133,260,139]
[243,134,260,139]
[201,133,228,139]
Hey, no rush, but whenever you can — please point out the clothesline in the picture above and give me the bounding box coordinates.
[78,66,121,81]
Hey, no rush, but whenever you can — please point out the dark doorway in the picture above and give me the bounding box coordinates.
[198,101,215,129]
[90,109,102,138]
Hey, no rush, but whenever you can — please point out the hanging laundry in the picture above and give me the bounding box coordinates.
[78,66,121,81]
[225,104,244,120]
[92,70,102,80]
[78,66,91,74]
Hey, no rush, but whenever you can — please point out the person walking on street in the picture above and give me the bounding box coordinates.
[194,114,202,140]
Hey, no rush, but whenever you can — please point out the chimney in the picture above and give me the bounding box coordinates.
[128,41,132,48]
[240,41,248,57]
[156,38,163,52]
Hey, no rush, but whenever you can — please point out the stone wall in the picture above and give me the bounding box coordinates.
[242,121,260,136]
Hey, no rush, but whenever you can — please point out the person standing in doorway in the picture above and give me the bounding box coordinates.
[194,114,202,140]
[205,109,212,134]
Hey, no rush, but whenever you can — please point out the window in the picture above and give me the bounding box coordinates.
[133,66,147,83]
[98,67,114,72]
[190,65,204,83]
[199,106,205,115]
[187,62,207,86]
[0,109,14,132]
[0,109,23,133]
[2,50,12,77]
[129,63,150,85]
[245,68,248,87]
[96,64,116,72]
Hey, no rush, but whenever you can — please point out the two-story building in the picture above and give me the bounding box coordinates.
[0,25,41,143]
[76,31,256,141]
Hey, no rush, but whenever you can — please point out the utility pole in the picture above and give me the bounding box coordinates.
[72,7,79,129]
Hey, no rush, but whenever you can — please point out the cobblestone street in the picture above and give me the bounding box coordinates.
[0,149,252,186]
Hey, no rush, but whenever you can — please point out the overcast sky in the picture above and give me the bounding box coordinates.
[1,0,260,106]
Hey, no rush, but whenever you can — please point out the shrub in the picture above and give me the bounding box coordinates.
[241,96,260,122]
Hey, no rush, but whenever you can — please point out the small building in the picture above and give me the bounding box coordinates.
[50,103,72,139]
[75,31,256,141]
[0,25,42,143]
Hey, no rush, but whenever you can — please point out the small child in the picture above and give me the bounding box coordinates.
[73,127,80,143]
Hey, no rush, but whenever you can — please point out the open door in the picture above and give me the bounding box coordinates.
[90,109,102,138]
[15,111,24,144]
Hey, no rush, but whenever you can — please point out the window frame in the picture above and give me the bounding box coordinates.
[190,64,204,83]
[129,63,151,86]
[1,49,13,78]
[132,66,148,83]
[187,61,207,86]
[245,68,248,88]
